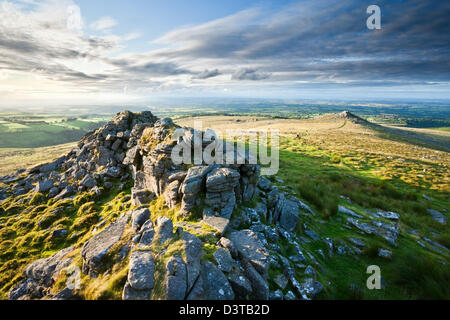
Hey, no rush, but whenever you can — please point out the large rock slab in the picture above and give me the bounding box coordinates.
[127,250,155,291]
[187,261,235,300]
[279,198,300,232]
[165,255,187,300]
[81,214,129,277]
[206,167,240,193]
[229,230,270,277]
[9,246,74,300]
[181,232,203,293]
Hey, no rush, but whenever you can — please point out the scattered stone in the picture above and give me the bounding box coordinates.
[304,229,320,241]
[348,238,366,248]
[284,290,296,300]
[378,249,392,260]
[270,290,283,300]
[338,205,363,218]
[35,179,54,193]
[427,209,447,225]
[376,210,400,220]
[273,274,288,290]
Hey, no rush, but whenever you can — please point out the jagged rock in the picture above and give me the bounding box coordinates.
[154,216,173,244]
[242,259,269,300]
[123,146,140,166]
[270,290,284,300]
[324,238,333,257]
[206,167,240,193]
[203,215,230,235]
[80,175,96,189]
[54,185,74,200]
[284,290,297,300]
[164,180,181,208]
[51,287,78,300]
[81,214,129,277]
[9,246,74,300]
[51,229,68,239]
[181,232,203,293]
[48,187,60,198]
[131,208,150,231]
[106,166,121,178]
[279,197,300,232]
[304,265,316,278]
[28,156,65,174]
[201,261,235,300]
[213,247,234,273]
[168,171,187,182]
[348,238,366,248]
[127,250,154,291]
[266,187,285,224]
[179,166,214,216]
[24,246,74,287]
[122,282,150,300]
[376,210,400,220]
[257,177,272,192]
[378,248,392,260]
[338,205,363,218]
[229,230,270,277]
[304,229,320,241]
[165,255,187,300]
[35,179,54,193]
[138,220,155,247]
[204,189,236,218]
[219,237,238,258]
[427,209,447,224]
[227,271,252,298]
[274,274,288,290]
[131,188,154,206]
[291,277,323,300]
[298,200,315,216]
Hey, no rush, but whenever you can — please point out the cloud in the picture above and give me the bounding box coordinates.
[90,16,117,31]
[194,69,221,79]
[232,68,270,81]
[0,0,449,106]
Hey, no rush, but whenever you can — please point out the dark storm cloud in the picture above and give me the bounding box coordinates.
[156,0,450,83]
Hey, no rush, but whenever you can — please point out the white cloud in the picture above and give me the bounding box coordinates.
[90,16,117,31]
[123,32,142,41]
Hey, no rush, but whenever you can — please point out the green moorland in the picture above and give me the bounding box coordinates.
[0,113,110,148]
[0,112,448,299]
[273,136,449,299]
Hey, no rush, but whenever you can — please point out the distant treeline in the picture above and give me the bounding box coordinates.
[404,118,450,128]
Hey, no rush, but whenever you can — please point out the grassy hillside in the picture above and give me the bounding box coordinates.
[0,112,448,299]
[0,114,110,148]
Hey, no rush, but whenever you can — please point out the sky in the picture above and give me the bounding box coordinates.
[0,0,449,108]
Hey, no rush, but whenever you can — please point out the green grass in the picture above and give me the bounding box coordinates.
[273,136,449,299]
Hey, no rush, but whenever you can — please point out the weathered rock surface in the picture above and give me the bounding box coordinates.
[229,230,270,278]
[81,214,129,277]
[9,246,74,300]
